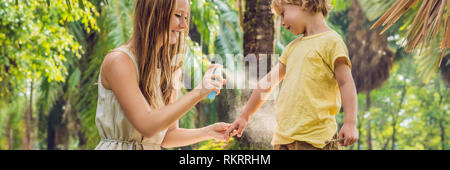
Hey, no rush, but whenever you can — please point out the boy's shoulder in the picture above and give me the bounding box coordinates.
[282,30,347,57]
[314,31,347,51]
[318,31,345,44]
[285,37,302,48]
[288,31,345,47]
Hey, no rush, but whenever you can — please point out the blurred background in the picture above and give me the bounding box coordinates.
[0,0,448,150]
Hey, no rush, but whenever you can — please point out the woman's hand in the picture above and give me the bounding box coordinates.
[204,122,232,141]
[195,64,226,98]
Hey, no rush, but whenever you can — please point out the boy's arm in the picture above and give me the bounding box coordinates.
[225,63,287,139]
[334,57,359,146]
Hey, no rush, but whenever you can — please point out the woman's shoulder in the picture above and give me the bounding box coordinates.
[101,46,139,88]
[104,48,135,70]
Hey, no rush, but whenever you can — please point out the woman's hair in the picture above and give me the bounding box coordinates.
[130,0,190,109]
[271,0,332,17]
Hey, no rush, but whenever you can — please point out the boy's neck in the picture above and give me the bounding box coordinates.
[303,13,332,37]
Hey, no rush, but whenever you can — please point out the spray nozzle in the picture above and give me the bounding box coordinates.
[207,60,223,100]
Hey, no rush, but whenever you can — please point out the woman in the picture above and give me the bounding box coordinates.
[95,0,228,150]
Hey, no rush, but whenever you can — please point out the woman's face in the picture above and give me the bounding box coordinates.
[169,0,189,44]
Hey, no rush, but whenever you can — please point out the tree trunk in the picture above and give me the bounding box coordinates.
[195,104,204,128]
[382,138,391,150]
[367,120,372,150]
[216,90,237,123]
[366,91,372,150]
[47,94,66,150]
[357,106,363,150]
[392,85,407,150]
[78,129,87,149]
[438,91,446,150]
[243,0,274,79]
[6,115,13,150]
[357,122,362,150]
[391,120,396,150]
[439,120,446,150]
[240,0,275,149]
[347,0,393,94]
[24,78,33,150]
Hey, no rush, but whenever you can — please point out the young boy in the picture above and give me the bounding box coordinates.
[225,0,359,150]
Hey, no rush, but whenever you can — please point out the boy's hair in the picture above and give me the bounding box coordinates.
[271,0,332,17]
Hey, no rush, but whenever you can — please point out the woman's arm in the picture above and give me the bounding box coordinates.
[102,52,224,138]
[161,121,229,148]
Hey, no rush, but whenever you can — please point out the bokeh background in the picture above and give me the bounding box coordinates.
[0,0,448,150]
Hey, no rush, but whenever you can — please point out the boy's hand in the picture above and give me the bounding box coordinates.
[224,116,248,141]
[338,123,358,146]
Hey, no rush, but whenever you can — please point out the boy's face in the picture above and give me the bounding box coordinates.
[280,4,307,36]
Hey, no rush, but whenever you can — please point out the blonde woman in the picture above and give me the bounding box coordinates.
[95,0,228,150]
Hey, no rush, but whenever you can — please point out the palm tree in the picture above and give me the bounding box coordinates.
[243,0,275,76]
[347,0,394,149]
[236,0,275,149]
[442,54,450,85]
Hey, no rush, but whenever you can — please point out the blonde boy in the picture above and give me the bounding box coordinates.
[225,0,359,150]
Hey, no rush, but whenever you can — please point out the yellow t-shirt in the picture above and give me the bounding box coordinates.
[272,30,351,148]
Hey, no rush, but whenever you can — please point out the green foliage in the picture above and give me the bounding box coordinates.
[0,0,98,149]
[0,0,98,93]
[337,57,449,150]
[190,0,221,54]
[213,0,243,56]
[0,0,447,150]
[330,0,352,12]
[197,137,251,150]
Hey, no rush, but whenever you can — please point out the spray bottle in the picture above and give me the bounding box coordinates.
[207,61,223,100]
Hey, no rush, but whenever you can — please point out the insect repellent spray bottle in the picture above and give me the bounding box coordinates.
[207,62,223,100]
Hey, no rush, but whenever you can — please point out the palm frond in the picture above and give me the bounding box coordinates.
[104,0,134,47]
[371,0,449,67]
[214,0,243,56]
